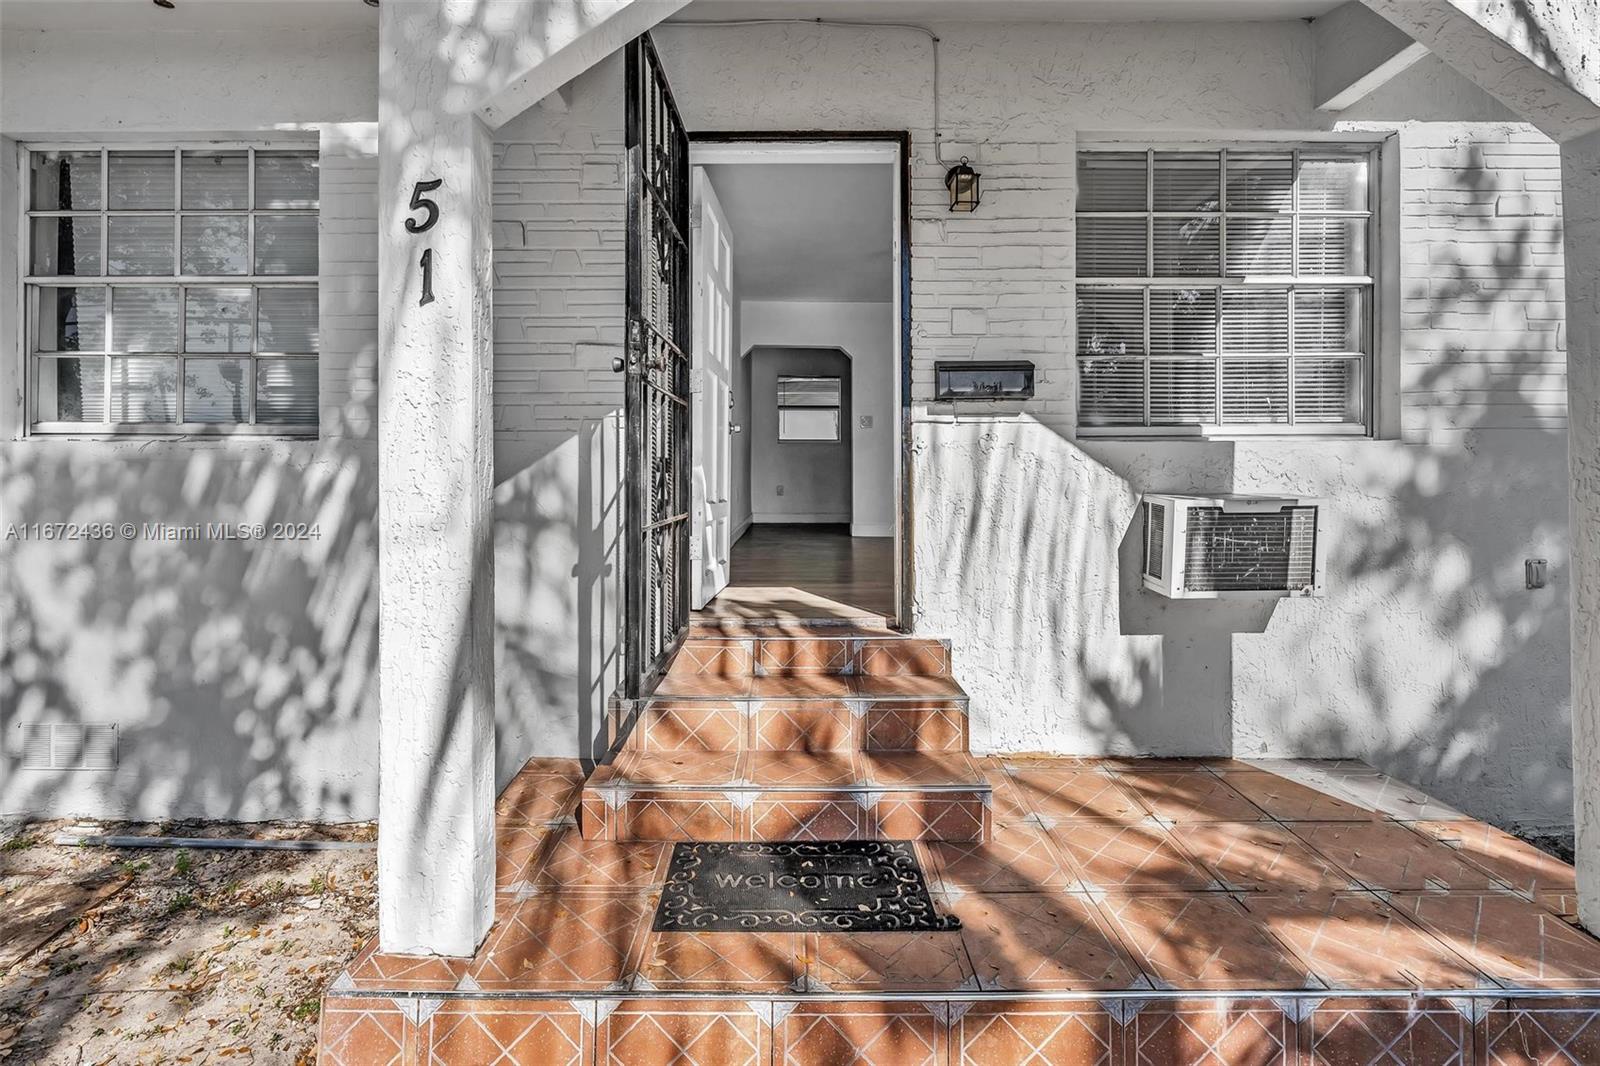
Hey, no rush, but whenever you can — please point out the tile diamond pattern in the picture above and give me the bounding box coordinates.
[326,625,1600,1066]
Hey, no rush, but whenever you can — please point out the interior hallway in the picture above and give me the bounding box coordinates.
[693,524,895,625]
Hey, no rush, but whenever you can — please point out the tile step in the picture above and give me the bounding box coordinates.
[667,635,953,679]
[621,697,970,754]
[649,674,968,702]
[579,752,992,842]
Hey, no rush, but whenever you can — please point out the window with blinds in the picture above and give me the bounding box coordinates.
[1076,146,1375,435]
[777,375,842,441]
[25,144,319,434]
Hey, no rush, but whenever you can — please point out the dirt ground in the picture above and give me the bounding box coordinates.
[0,819,376,1065]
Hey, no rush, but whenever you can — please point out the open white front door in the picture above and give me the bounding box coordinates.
[690,167,734,610]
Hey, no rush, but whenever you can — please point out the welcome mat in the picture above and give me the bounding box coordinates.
[652,840,961,933]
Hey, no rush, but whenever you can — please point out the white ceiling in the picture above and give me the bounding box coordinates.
[0,0,376,31]
[702,162,894,303]
[676,0,1343,23]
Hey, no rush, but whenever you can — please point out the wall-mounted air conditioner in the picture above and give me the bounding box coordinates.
[1140,494,1327,599]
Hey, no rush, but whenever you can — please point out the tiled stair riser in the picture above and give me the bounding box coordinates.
[318,993,1600,1065]
[624,698,969,754]
[580,787,991,843]
[663,637,952,679]
[585,627,987,843]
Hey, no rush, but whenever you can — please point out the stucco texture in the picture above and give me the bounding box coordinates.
[0,13,1583,839]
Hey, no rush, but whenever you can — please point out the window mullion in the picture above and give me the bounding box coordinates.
[99,149,110,279]
[247,147,257,280]
[1142,287,1152,428]
[1214,284,1224,426]
[1287,284,1297,427]
[104,286,115,424]
[176,282,187,427]
[1145,150,1154,428]
[171,150,182,277]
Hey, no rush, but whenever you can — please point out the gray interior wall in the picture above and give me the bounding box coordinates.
[747,348,853,524]
[730,337,753,540]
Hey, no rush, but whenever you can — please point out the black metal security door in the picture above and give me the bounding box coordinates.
[622,34,692,696]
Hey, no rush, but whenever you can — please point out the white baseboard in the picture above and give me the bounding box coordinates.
[751,512,852,524]
[731,515,753,544]
[850,522,894,538]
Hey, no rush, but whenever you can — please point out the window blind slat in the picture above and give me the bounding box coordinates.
[1153,217,1220,276]
[1295,357,1362,423]
[1226,153,1294,211]
[1078,218,1149,277]
[1221,290,1289,354]
[1153,152,1221,212]
[1078,289,1145,356]
[1221,358,1289,424]
[1077,152,1148,211]
[1149,359,1217,424]
[1150,289,1217,356]
[110,356,178,423]
[1078,359,1145,426]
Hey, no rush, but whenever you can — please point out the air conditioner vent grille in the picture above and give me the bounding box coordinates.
[18,723,119,771]
[1183,505,1318,592]
[1145,502,1166,580]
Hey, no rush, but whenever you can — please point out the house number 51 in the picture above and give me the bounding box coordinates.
[406,178,441,306]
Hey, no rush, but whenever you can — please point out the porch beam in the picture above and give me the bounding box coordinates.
[474,0,691,130]
[1312,2,1430,112]
[1358,0,1600,142]
[376,0,497,956]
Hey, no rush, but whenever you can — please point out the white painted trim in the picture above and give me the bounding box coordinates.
[851,522,894,538]
[751,512,852,524]
[1081,131,1392,148]
[690,143,898,166]
[731,514,753,545]
[1321,43,1431,111]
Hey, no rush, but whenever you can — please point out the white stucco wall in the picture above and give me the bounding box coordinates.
[0,26,384,821]
[643,20,1571,832]
[0,22,612,816]
[0,15,1578,834]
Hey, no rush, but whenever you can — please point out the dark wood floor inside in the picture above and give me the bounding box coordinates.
[694,524,895,624]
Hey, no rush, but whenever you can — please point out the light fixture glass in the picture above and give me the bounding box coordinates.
[945,157,980,212]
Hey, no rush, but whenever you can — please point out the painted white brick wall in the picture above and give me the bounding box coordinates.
[492,57,627,449]
[1397,124,1567,442]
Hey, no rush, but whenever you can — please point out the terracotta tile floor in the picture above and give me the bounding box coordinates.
[321,756,1600,1065]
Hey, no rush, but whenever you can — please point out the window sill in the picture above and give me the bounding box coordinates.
[1076,425,1370,442]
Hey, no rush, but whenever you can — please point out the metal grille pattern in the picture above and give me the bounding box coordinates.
[624,35,691,695]
[1183,505,1318,592]
[1144,501,1166,581]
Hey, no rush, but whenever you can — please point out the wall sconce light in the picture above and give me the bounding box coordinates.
[944,157,980,212]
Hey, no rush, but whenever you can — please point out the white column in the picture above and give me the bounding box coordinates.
[377,0,496,956]
[1567,129,1600,933]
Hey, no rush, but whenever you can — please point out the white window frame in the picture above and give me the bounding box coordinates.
[19,139,319,438]
[1074,136,1385,439]
[777,375,843,442]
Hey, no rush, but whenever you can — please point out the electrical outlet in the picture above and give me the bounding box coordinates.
[775,484,785,496]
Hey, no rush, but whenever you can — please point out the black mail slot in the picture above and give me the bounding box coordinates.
[934,360,1035,400]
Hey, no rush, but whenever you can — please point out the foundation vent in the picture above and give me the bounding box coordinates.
[1140,494,1325,599]
[19,723,119,771]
